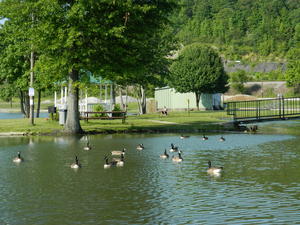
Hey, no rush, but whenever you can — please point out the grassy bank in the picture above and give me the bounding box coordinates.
[0,111,234,135]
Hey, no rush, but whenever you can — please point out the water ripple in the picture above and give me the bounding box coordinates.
[0,133,300,224]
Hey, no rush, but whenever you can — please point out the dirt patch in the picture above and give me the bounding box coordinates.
[224,94,257,102]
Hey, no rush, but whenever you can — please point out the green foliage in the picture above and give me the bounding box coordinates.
[285,61,300,88]
[229,70,248,93]
[285,48,300,88]
[113,104,121,112]
[94,104,106,117]
[112,104,123,117]
[173,0,300,60]
[0,83,15,102]
[169,43,228,109]
[0,0,177,133]
[252,70,285,81]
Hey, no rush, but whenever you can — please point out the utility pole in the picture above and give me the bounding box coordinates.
[29,51,35,125]
[29,13,35,125]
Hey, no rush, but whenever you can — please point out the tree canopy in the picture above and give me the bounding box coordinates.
[169,43,228,109]
[172,0,300,60]
[0,0,177,134]
[285,48,300,89]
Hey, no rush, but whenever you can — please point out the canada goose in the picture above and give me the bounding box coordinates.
[116,154,125,167]
[219,136,225,142]
[180,134,190,139]
[104,157,116,168]
[83,141,92,151]
[13,152,24,163]
[136,144,144,150]
[202,135,208,140]
[207,160,223,175]
[112,153,125,162]
[160,149,169,159]
[172,151,183,162]
[104,157,112,169]
[169,143,179,152]
[111,148,126,156]
[104,156,118,169]
[70,156,81,169]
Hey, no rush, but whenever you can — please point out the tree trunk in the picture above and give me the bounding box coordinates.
[64,69,83,134]
[141,86,146,114]
[25,93,30,117]
[20,91,30,118]
[20,91,25,116]
[119,86,124,110]
[195,92,200,110]
[111,83,116,109]
[125,86,128,112]
[137,85,146,115]
[36,90,41,118]
[136,85,142,114]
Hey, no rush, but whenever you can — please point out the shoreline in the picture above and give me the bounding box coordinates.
[0,122,244,137]
[0,109,48,113]
[0,110,248,137]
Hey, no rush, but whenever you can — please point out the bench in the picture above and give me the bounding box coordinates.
[81,111,126,123]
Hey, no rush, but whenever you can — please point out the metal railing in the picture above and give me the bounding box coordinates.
[226,97,300,122]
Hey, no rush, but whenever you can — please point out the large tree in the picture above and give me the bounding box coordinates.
[0,5,33,118]
[1,0,176,134]
[169,43,228,109]
[37,0,176,134]
[0,1,58,120]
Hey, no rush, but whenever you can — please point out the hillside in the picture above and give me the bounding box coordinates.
[173,0,300,61]
[226,81,291,98]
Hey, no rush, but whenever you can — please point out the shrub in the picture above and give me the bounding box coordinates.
[94,104,106,117]
[229,70,249,93]
[112,104,123,117]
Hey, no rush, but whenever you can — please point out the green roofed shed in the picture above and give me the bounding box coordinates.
[154,87,223,111]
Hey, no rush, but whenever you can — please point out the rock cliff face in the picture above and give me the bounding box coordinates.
[224,61,286,73]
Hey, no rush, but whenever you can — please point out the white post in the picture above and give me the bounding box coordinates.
[110,83,113,111]
[61,87,63,105]
[105,84,107,104]
[100,84,102,103]
[54,91,57,107]
[64,87,67,105]
[85,88,88,112]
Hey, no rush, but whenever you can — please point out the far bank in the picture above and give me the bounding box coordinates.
[0,111,238,136]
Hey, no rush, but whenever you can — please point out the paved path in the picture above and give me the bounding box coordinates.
[147,120,179,125]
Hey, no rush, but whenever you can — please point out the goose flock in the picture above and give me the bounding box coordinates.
[12,134,225,176]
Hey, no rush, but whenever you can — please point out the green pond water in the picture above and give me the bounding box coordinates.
[1,126,300,224]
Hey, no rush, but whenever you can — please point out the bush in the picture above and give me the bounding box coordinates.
[229,70,249,93]
[112,104,123,117]
[94,104,106,117]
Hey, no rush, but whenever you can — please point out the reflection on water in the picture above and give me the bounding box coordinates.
[0,133,300,224]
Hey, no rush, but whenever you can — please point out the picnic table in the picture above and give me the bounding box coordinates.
[81,111,126,123]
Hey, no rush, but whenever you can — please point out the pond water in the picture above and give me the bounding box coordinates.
[1,132,300,224]
[0,112,48,119]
